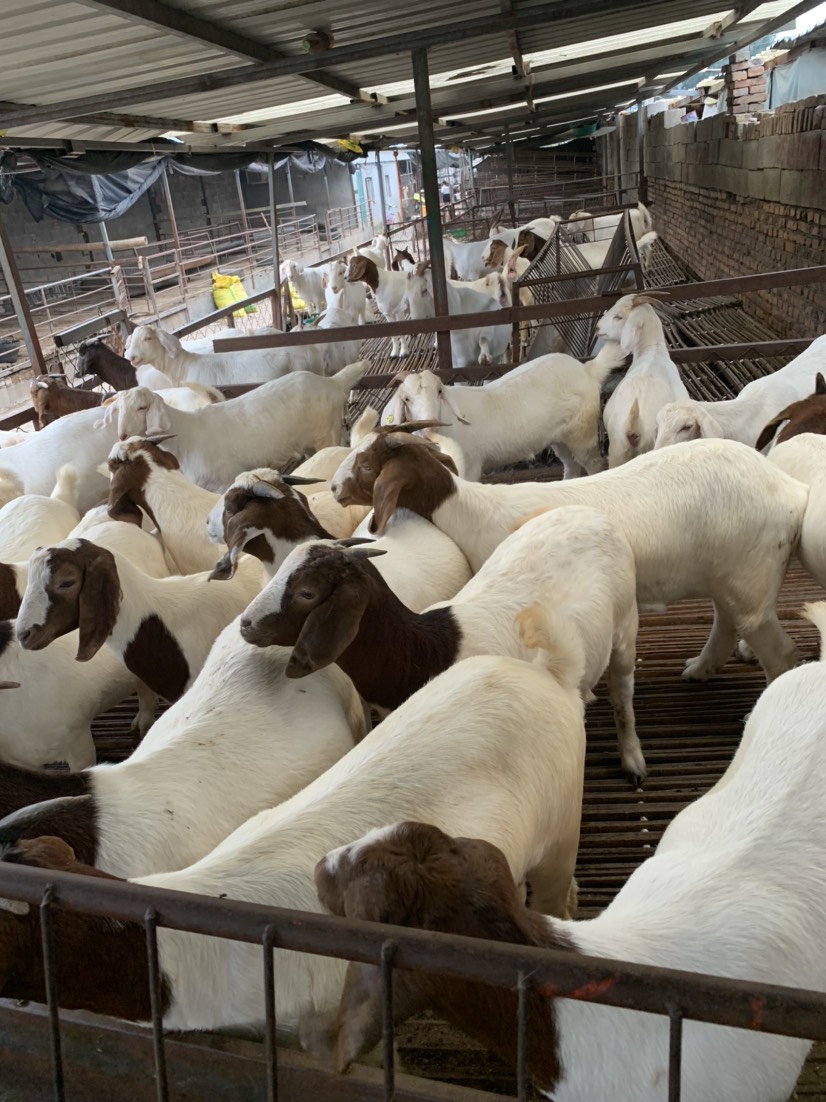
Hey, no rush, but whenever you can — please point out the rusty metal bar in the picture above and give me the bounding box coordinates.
[39,885,65,1102]
[145,905,169,1102]
[263,924,279,1102]
[668,1007,684,1102]
[516,971,528,1102]
[381,940,397,1101]
[412,46,452,373]
[215,265,826,353]
[2,862,826,1042]
[0,209,48,373]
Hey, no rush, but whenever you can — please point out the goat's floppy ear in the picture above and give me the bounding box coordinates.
[816,373,826,396]
[369,457,414,535]
[145,397,172,438]
[76,547,122,662]
[620,309,647,356]
[94,397,118,430]
[155,328,180,355]
[286,580,370,678]
[755,407,795,452]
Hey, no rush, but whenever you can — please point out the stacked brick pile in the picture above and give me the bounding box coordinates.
[641,93,826,339]
[723,50,768,116]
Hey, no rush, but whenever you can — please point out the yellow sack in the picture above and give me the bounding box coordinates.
[286,281,308,311]
[212,271,256,316]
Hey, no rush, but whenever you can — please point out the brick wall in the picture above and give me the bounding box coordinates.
[644,94,826,338]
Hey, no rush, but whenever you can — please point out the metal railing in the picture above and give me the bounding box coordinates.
[325,204,365,248]
[0,859,824,1102]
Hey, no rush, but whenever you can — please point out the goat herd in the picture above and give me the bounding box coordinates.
[0,218,825,1101]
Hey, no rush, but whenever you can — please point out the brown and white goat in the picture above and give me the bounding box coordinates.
[16,538,262,702]
[331,431,807,683]
[31,376,103,429]
[755,373,826,451]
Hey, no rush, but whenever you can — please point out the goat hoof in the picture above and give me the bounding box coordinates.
[736,639,758,664]
[681,656,713,682]
[622,753,647,784]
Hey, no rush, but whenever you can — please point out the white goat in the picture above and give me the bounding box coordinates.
[96,360,368,492]
[654,333,826,450]
[0,618,363,876]
[382,344,624,480]
[17,540,263,703]
[325,258,372,324]
[404,268,510,368]
[282,257,325,314]
[0,642,587,1031]
[565,202,653,244]
[0,465,80,562]
[356,235,388,269]
[126,323,328,387]
[597,292,688,467]
[314,290,362,376]
[768,433,826,589]
[0,407,118,513]
[241,505,642,776]
[310,606,826,1102]
[332,433,807,683]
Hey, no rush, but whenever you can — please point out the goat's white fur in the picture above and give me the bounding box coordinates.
[404,269,510,369]
[97,361,368,492]
[655,333,826,450]
[0,465,80,562]
[381,345,624,480]
[597,295,688,467]
[332,437,806,683]
[135,648,585,1030]
[768,433,826,589]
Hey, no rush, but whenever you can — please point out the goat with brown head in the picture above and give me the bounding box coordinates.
[331,425,457,535]
[208,471,328,581]
[0,796,162,1020]
[300,820,565,1085]
[107,435,179,527]
[16,540,121,662]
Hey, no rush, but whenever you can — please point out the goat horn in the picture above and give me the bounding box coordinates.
[345,546,388,560]
[632,291,670,306]
[282,474,324,486]
[249,480,285,500]
[144,433,176,445]
[377,419,449,435]
[0,681,19,690]
[209,544,241,581]
[0,795,92,847]
[335,537,375,548]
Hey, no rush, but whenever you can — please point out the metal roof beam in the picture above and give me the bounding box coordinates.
[499,0,527,77]
[647,0,823,100]
[0,0,685,129]
[73,0,381,108]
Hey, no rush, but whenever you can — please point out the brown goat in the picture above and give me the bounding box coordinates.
[391,248,416,271]
[76,340,137,391]
[514,228,547,262]
[30,376,103,429]
[755,373,826,451]
[300,820,566,1086]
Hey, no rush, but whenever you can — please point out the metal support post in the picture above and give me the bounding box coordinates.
[0,211,47,374]
[505,121,516,225]
[234,169,256,281]
[160,167,187,304]
[285,158,295,207]
[374,149,389,233]
[637,105,648,205]
[412,47,452,372]
[267,152,283,330]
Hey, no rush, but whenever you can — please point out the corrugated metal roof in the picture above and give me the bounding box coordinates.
[0,0,815,151]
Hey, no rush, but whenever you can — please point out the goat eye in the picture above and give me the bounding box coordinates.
[57,579,74,590]
[299,589,316,602]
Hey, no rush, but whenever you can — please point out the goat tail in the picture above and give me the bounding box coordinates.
[801,602,826,661]
[350,406,380,445]
[585,340,626,386]
[334,359,371,394]
[184,382,224,404]
[516,603,585,693]
[51,463,80,509]
[626,399,642,451]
